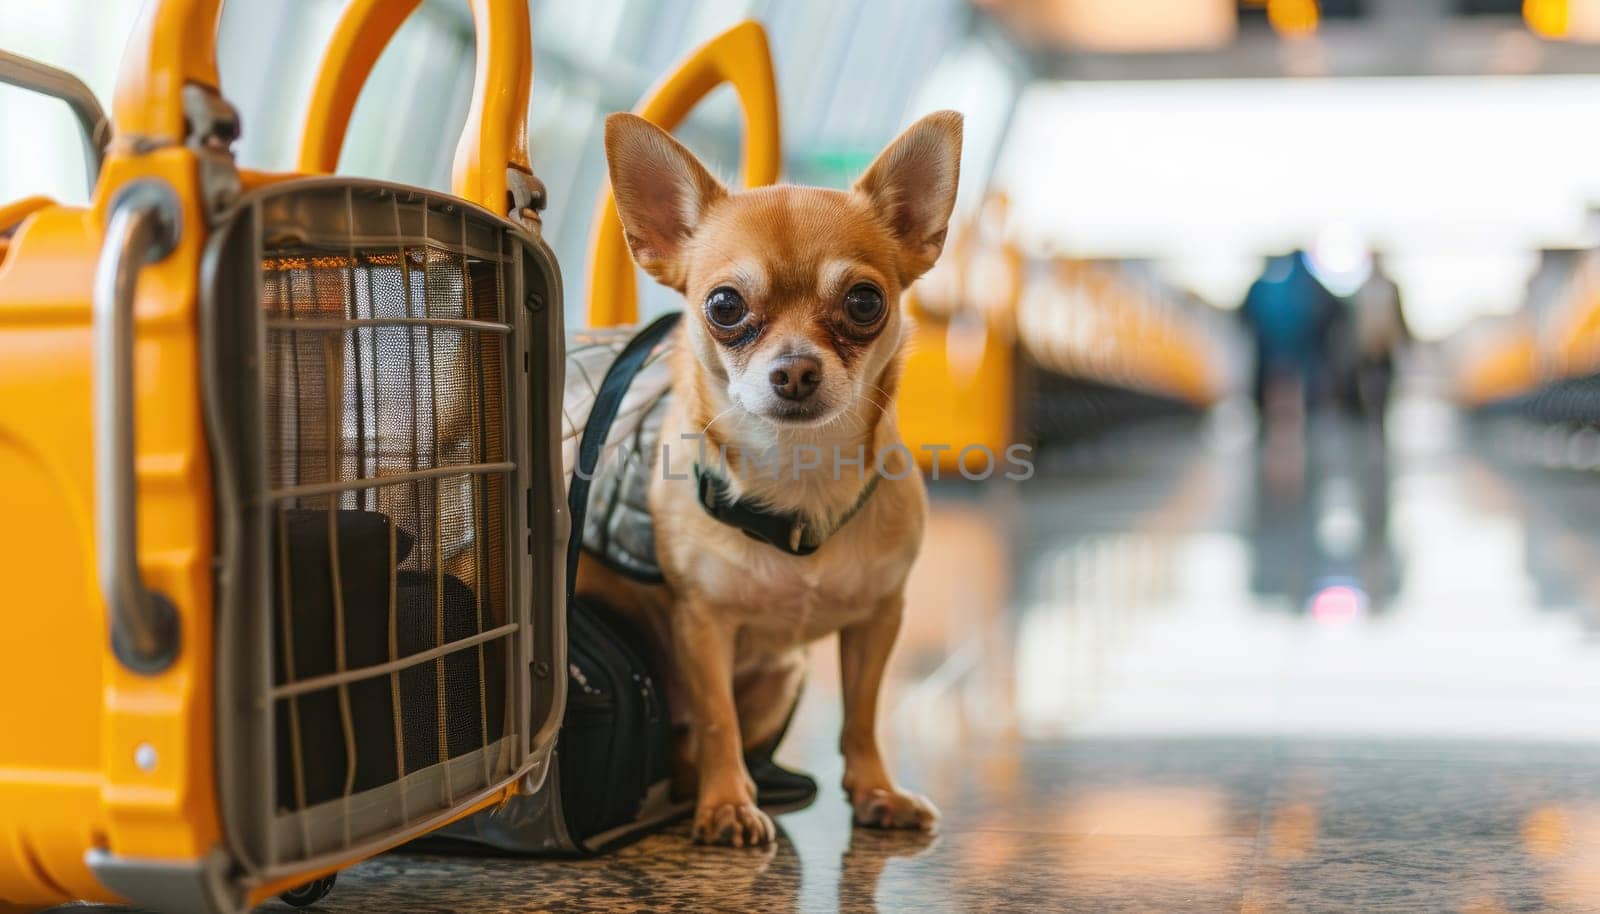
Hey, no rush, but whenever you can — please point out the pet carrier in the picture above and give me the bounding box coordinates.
[412,313,685,857]
[0,0,565,911]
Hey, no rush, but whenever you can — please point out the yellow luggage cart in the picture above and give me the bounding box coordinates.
[0,0,566,910]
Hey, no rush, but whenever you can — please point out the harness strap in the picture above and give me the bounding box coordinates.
[566,311,682,599]
[693,463,881,556]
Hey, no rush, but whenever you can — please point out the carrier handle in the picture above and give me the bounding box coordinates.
[108,0,223,145]
[94,180,184,674]
[0,50,107,191]
[585,20,781,328]
[296,0,535,217]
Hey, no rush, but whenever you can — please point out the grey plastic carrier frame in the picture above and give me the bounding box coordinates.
[199,176,568,899]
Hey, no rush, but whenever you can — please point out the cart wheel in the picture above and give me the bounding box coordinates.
[279,872,337,908]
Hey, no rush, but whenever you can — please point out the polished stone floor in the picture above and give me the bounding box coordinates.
[68,395,1600,912]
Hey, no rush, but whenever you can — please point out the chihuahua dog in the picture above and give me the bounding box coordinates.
[578,109,962,846]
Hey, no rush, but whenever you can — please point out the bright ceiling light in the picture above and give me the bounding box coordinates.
[1309,222,1373,297]
[1035,0,1237,52]
[1525,0,1568,38]
[1526,0,1600,41]
[1268,0,1321,38]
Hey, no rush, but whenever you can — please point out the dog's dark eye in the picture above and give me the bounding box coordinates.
[705,287,748,328]
[844,284,885,325]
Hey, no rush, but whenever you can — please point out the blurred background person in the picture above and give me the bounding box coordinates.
[1349,251,1412,441]
[1238,248,1343,435]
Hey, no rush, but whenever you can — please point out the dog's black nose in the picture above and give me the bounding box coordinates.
[769,355,822,401]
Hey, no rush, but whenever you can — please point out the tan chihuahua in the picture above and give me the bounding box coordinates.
[580,109,963,846]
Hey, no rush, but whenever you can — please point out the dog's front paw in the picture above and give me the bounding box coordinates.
[692,800,776,847]
[851,788,940,832]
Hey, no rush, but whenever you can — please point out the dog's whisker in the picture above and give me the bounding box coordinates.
[700,403,742,436]
[861,380,897,408]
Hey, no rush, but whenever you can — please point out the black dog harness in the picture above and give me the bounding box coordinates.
[693,464,881,557]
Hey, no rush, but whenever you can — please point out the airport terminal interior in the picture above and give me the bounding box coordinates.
[8,0,1600,911]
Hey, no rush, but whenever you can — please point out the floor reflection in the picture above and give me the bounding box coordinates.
[61,393,1600,913]
[1249,415,1403,613]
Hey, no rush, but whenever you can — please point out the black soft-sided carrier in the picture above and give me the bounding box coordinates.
[413,313,687,855]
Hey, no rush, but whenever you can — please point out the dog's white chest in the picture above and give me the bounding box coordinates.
[694,528,896,653]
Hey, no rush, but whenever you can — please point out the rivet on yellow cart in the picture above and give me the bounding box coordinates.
[0,1,567,911]
[586,20,781,328]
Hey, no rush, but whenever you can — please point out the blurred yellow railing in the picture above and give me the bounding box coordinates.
[899,295,1017,474]
[903,218,1224,471]
[1456,249,1600,407]
[1457,323,1538,408]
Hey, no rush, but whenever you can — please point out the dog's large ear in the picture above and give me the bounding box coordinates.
[605,113,727,291]
[853,110,964,285]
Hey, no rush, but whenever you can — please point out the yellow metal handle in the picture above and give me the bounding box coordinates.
[109,0,531,214]
[0,195,53,235]
[296,0,533,214]
[109,0,224,144]
[586,20,781,327]
[94,180,185,673]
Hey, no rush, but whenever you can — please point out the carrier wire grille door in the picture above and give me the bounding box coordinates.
[204,180,564,877]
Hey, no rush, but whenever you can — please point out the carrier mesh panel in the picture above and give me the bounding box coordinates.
[262,241,514,819]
